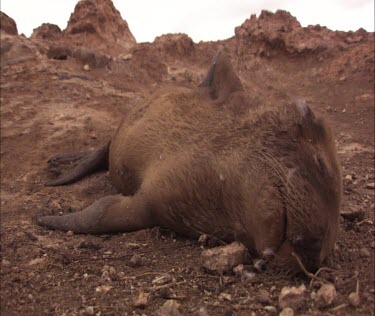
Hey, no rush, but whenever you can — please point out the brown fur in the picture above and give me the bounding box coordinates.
[37,49,342,272]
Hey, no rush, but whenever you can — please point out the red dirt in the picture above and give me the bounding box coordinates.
[1,3,374,316]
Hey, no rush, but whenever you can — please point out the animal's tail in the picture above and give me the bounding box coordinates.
[45,143,110,186]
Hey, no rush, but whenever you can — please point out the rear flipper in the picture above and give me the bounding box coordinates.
[45,143,110,186]
[35,194,154,234]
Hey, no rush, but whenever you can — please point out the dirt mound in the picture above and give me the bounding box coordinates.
[63,0,136,55]
[32,23,62,41]
[0,11,18,35]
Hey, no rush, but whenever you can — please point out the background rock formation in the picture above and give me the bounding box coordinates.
[63,0,136,54]
[0,11,18,35]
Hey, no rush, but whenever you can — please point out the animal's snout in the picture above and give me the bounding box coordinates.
[292,236,322,272]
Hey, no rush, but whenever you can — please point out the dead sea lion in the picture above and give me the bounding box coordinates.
[36,49,342,272]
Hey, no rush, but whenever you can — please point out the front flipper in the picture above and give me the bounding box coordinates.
[35,195,153,234]
[45,143,110,186]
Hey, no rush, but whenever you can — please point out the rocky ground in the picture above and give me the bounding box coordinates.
[1,1,374,315]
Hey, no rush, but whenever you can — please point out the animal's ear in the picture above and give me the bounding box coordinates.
[295,101,327,143]
[199,48,243,102]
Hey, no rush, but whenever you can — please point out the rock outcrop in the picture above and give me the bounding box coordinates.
[63,0,136,55]
[32,23,62,41]
[0,12,18,36]
[235,10,372,55]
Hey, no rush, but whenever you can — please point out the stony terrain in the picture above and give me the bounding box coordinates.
[1,1,374,315]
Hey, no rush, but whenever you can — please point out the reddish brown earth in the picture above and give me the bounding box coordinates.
[1,2,374,315]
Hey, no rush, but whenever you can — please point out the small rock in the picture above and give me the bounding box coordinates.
[264,305,277,314]
[278,284,306,310]
[83,306,95,315]
[109,267,117,280]
[2,259,10,267]
[258,289,272,305]
[342,109,346,113]
[83,64,90,71]
[279,307,294,316]
[340,208,365,221]
[359,248,370,258]
[95,285,112,294]
[129,254,143,268]
[66,230,74,236]
[158,300,183,316]
[315,284,337,307]
[198,306,209,316]
[152,274,173,285]
[233,264,244,275]
[348,292,360,307]
[366,183,375,190]
[218,292,232,302]
[133,291,149,309]
[126,242,141,249]
[101,270,110,281]
[344,174,353,183]
[28,257,46,266]
[310,291,316,300]
[201,242,246,274]
[198,234,208,245]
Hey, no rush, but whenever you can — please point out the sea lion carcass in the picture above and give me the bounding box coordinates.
[36,50,342,272]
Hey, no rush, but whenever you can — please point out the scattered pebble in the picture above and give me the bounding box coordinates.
[233,264,244,275]
[129,254,143,268]
[348,292,360,307]
[109,266,117,280]
[101,270,110,281]
[126,242,141,250]
[28,257,46,266]
[158,299,183,316]
[366,183,375,190]
[152,274,173,285]
[258,289,272,305]
[2,259,10,267]
[133,291,149,308]
[198,234,208,245]
[218,292,232,302]
[66,230,74,236]
[315,284,337,307]
[201,242,246,274]
[83,306,95,315]
[279,307,294,316]
[359,248,370,258]
[83,64,90,71]
[198,306,209,316]
[95,285,112,294]
[264,305,277,314]
[278,284,306,310]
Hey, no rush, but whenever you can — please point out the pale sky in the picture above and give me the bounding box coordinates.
[1,0,374,43]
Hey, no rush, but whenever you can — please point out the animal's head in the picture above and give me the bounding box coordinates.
[268,101,342,273]
[200,49,342,274]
